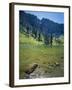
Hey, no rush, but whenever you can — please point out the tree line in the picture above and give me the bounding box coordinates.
[20,25,64,47]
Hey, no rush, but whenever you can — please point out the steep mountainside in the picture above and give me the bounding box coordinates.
[19,11,64,37]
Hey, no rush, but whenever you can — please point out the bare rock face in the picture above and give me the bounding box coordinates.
[24,63,38,74]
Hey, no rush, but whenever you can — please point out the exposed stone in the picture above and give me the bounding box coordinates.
[24,63,38,74]
[54,62,60,66]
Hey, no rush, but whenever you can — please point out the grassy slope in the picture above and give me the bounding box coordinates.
[19,33,64,79]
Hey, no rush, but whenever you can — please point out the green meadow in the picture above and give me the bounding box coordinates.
[19,33,64,79]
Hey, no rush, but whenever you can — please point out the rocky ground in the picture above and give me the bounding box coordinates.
[23,62,64,79]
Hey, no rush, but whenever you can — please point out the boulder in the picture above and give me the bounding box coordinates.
[25,63,38,74]
[54,62,60,66]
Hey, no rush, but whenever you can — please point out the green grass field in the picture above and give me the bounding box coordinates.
[19,33,64,79]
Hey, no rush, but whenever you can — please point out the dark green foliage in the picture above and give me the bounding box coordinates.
[19,11,64,47]
[38,33,42,41]
[50,33,53,47]
[55,38,62,45]
[32,28,37,39]
[26,26,29,36]
[44,35,49,45]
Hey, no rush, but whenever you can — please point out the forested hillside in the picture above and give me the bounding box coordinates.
[19,11,64,46]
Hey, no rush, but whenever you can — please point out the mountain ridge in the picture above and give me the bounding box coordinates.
[19,11,64,37]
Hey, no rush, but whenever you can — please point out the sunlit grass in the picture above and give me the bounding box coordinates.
[19,33,43,46]
[19,32,64,79]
